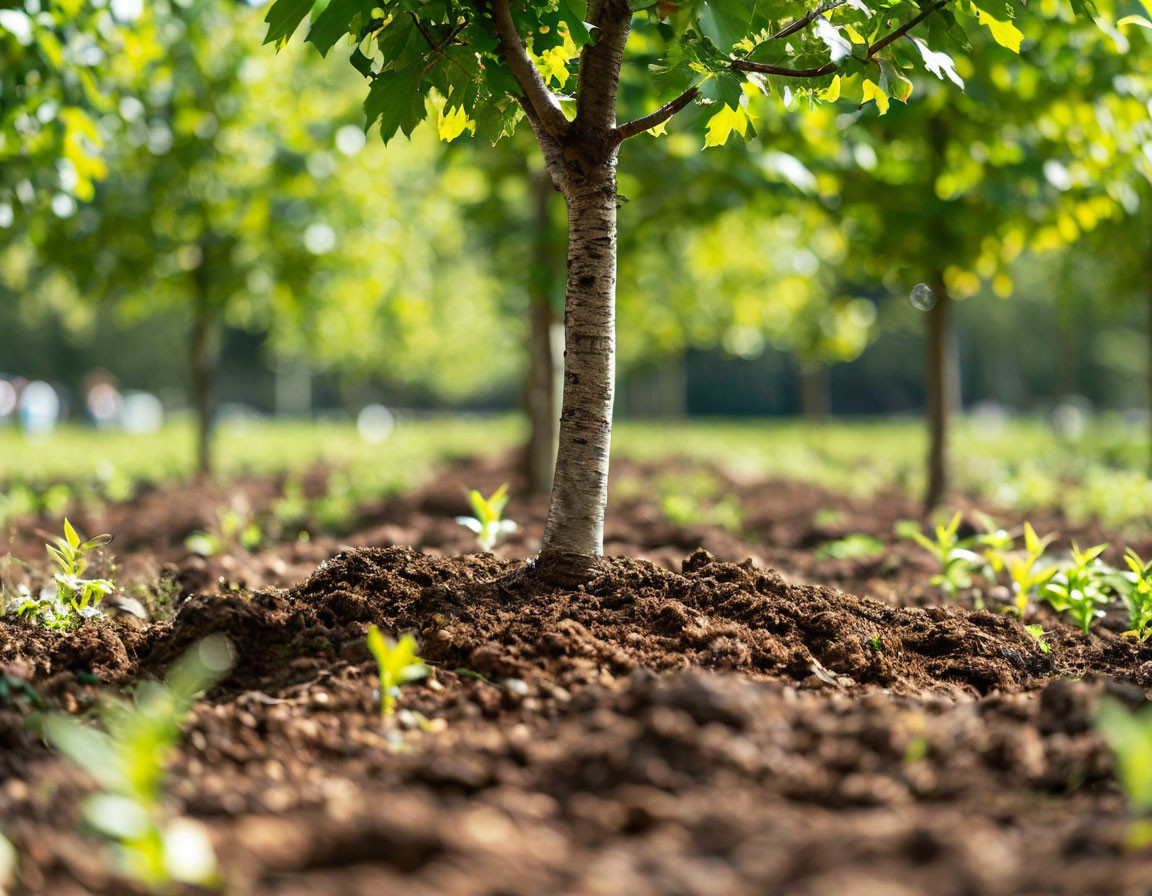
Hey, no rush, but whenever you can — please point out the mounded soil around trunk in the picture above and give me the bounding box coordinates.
[4,455,1152,894]
[4,543,1152,895]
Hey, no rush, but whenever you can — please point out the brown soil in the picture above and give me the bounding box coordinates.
[2,453,1152,894]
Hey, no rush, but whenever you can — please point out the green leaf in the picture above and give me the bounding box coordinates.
[364,61,427,144]
[64,518,80,550]
[1117,14,1152,29]
[558,0,593,46]
[698,1,751,50]
[973,7,1024,52]
[307,0,370,56]
[265,0,316,46]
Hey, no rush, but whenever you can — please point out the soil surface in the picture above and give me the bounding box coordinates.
[3,453,1152,895]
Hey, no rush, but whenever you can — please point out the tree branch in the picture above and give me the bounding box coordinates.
[490,0,570,139]
[769,0,849,42]
[575,0,633,131]
[732,0,948,79]
[517,97,570,192]
[616,85,699,141]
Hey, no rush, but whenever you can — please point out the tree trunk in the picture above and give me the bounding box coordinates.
[1147,286,1152,476]
[924,272,951,513]
[511,0,631,584]
[190,285,218,477]
[1056,315,1078,398]
[535,161,620,584]
[799,360,830,421]
[524,168,563,495]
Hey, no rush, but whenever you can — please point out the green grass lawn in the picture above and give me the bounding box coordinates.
[2,414,1149,531]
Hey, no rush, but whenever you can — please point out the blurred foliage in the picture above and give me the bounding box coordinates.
[4,417,1152,534]
[0,0,1148,447]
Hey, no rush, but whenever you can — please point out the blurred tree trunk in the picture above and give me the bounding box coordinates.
[924,271,951,513]
[799,361,830,421]
[190,264,218,477]
[1147,286,1152,476]
[524,168,563,495]
[1055,307,1079,397]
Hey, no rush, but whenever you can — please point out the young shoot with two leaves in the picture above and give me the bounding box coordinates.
[366,625,430,717]
[899,512,983,599]
[456,483,517,553]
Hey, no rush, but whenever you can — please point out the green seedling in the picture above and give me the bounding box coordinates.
[0,830,15,893]
[999,522,1057,617]
[899,512,982,598]
[185,506,262,558]
[1121,549,1152,644]
[0,674,46,713]
[455,484,517,552]
[366,625,429,717]
[16,520,113,629]
[43,635,233,892]
[815,534,885,561]
[1097,698,1152,847]
[970,511,1014,578]
[1024,624,1051,653]
[1044,542,1113,635]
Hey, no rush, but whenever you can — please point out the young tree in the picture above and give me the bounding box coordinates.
[813,4,1136,510]
[29,0,370,474]
[267,0,1096,583]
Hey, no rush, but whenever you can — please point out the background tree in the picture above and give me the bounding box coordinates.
[266,0,1102,582]
[28,0,373,473]
[823,3,1135,510]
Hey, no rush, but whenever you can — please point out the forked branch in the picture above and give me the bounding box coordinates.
[616,85,699,140]
[490,0,570,139]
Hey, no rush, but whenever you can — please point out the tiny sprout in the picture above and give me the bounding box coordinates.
[366,625,429,717]
[1096,698,1152,847]
[455,483,517,552]
[1043,541,1112,635]
[898,511,982,599]
[1121,549,1152,643]
[43,635,233,891]
[15,519,113,629]
[1001,522,1057,618]
[1024,624,1051,653]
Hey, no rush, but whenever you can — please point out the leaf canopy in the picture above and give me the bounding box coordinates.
[264,0,1103,149]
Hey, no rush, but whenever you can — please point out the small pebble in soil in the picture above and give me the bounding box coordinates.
[503,678,529,696]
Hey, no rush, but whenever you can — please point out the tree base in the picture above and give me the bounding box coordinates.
[527,548,604,588]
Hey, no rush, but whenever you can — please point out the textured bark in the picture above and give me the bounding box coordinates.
[924,272,951,513]
[190,278,218,477]
[1147,287,1152,476]
[524,171,563,495]
[535,161,620,583]
[529,0,633,585]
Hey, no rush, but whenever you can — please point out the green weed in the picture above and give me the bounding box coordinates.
[366,626,429,717]
[14,520,113,629]
[42,635,233,891]
[899,512,982,599]
[455,484,517,552]
[1043,542,1114,635]
[1097,699,1152,847]
[1120,549,1152,643]
[816,533,885,561]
